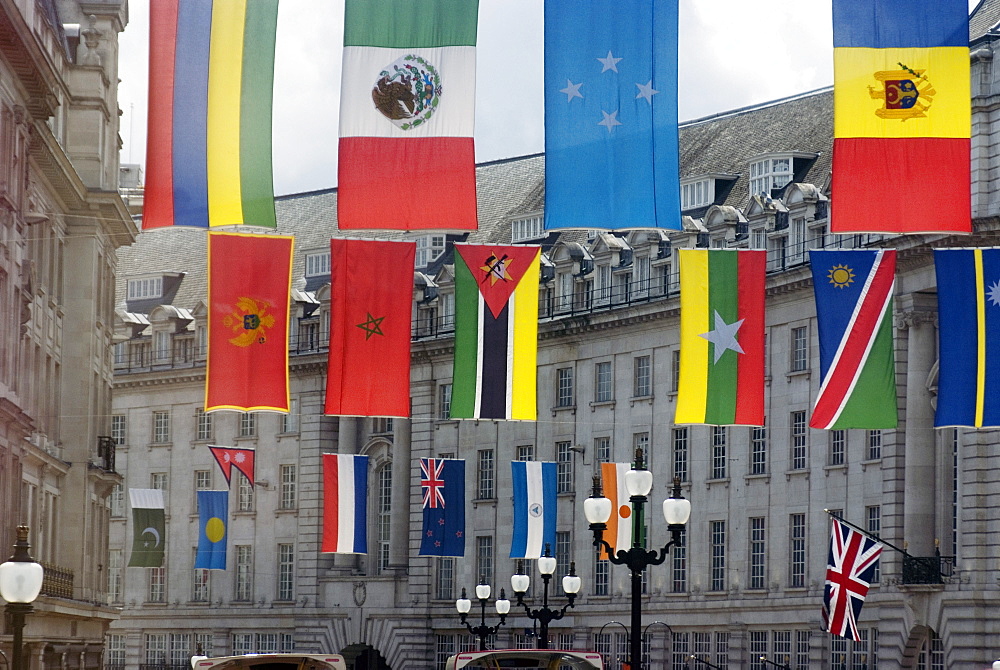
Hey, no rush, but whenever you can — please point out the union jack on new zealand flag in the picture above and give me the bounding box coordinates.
[822,517,883,641]
[419,458,465,557]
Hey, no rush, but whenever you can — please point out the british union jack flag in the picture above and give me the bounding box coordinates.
[822,517,883,641]
[421,458,447,509]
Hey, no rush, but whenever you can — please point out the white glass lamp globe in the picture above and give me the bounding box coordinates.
[537,555,557,576]
[625,468,653,497]
[511,572,530,594]
[584,496,613,524]
[562,574,582,594]
[475,583,491,600]
[663,497,692,526]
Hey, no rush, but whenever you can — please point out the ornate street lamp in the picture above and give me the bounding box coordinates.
[510,545,581,649]
[0,526,44,670]
[760,655,791,670]
[456,583,510,650]
[687,654,722,669]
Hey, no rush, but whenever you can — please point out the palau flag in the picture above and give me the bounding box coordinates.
[831,0,970,234]
[510,461,557,560]
[205,232,293,412]
[543,0,680,231]
[451,244,540,420]
[208,445,255,485]
[933,248,1000,427]
[325,240,415,417]
[599,463,633,560]
[144,0,279,229]
[322,454,369,554]
[337,0,479,230]
[810,250,898,429]
[127,489,166,567]
[419,458,466,557]
[675,250,766,426]
[195,490,228,570]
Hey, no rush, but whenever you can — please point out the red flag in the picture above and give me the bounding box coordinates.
[206,232,293,411]
[208,445,255,484]
[325,239,415,417]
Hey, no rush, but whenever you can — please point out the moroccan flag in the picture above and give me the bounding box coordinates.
[195,491,228,570]
[325,239,415,417]
[599,463,633,560]
[934,248,1000,427]
[419,458,466,557]
[208,445,255,485]
[675,249,765,426]
[128,489,166,567]
[810,250,898,429]
[510,461,557,560]
[822,517,883,641]
[144,0,279,229]
[322,454,368,554]
[337,0,479,230]
[451,244,540,420]
[544,0,681,231]
[206,232,293,412]
[831,0,970,233]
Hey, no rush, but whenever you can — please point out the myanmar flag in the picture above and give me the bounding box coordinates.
[337,0,479,230]
[451,244,540,420]
[675,249,765,426]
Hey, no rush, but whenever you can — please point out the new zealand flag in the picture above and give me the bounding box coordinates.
[419,458,465,557]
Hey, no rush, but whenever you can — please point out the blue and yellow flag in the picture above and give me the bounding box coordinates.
[196,490,228,570]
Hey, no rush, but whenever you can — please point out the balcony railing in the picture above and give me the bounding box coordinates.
[902,554,955,585]
[40,561,74,598]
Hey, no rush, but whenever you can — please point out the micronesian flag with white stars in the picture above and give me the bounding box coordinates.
[543,0,681,231]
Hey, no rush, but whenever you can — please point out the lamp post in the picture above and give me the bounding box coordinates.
[509,544,581,649]
[597,622,628,668]
[0,526,44,670]
[760,655,791,670]
[456,583,510,650]
[584,449,691,670]
[687,654,722,669]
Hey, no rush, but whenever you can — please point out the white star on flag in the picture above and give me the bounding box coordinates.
[635,80,658,103]
[598,110,622,132]
[597,50,622,73]
[700,310,745,363]
[560,79,584,102]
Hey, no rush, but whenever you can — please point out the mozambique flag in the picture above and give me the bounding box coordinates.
[675,249,765,426]
[337,0,479,230]
[195,490,228,570]
[451,244,540,420]
[144,0,279,229]
[831,0,970,234]
[325,239,415,417]
[206,232,293,412]
[128,489,166,567]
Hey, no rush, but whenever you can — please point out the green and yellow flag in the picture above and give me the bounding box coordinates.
[128,489,166,567]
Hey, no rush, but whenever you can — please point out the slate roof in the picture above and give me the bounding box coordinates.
[972,0,1000,42]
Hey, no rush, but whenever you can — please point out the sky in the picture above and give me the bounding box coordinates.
[115,0,980,197]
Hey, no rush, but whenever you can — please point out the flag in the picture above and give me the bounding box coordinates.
[675,249,765,425]
[510,461,556,559]
[419,458,466,556]
[144,0,279,229]
[208,446,255,485]
[543,0,680,231]
[599,463,633,560]
[933,248,1000,427]
[451,244,540,420]
[206,232,293,412]
[195,491,228,570]
[831,0,970,233]
[322,454,369,554]
[822,517,883,641]
[337,0,479,230]
[810,250,898,429]
[128,489,166,567]
[325,239,415,417]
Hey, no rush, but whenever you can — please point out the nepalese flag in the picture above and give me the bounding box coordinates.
[822,517,883,641]
[831,0,970,234]
[337,0,479,230]
[510,461,557,560]
[195,491,228,570]
[810,250,898,429]
[543,0,681,231]
[208,445,255,485]
[419,458,466,557]
[675,250,766,426]
[451,245,540,420]
[599,463,633,560]
[933,248,1000,427]
[144,0,279,229]
[322,454,369,554]
[127,489,166,568]
[205,233,293,412]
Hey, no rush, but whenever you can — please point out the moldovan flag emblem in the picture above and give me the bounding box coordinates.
[195,490,228,570]
[337,0,479,230]
[128,489,166,567]
[510,461,557,560]
[325,239,415,417]
[675,249,766,425]
[599,463,633,559]
[451,244,540,420]
[206,232,293,412]
[323,454,369,554]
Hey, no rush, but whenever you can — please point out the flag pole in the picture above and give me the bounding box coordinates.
[822,508,911,559]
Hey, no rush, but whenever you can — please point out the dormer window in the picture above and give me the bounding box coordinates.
[415,235,446,268]
[305,251,330,277]
[681,179,712,210]
[749,157,793,196]
[512,215,544,243]
[127,276,162,300]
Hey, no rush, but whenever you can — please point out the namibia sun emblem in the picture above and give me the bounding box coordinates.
[868,62,935,121]
[223,297,275,347]
[371,54,442,130]
[828,264,856,289]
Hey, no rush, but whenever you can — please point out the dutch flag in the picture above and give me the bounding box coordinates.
[322,454,368,554]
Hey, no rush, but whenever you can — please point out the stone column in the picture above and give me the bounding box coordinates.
[389,419,412,572]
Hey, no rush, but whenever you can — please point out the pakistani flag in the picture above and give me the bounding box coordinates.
[128,488,166,567]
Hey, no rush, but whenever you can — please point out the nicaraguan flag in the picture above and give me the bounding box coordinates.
[195,490,228,570]
[419,458,466,557]
[510,461,557,559]
[322,454,368,554]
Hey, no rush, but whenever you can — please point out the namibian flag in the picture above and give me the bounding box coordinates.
[934,248,1000,427]
[831,0,970,234]
[510,461,556,560]
[195,491,228,570]
[322,454,369,554]
[810,250,898,429]
[451,244,540,420]
[599,463,633,560]
[675,249,765,426]
[144,0,279,229]
[337,0,479,230]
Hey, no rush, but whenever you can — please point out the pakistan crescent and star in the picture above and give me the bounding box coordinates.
[700,310,746,364]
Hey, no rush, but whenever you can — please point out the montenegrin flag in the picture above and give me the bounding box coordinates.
[144,0,279,229]
[831,0,970,234]
[323,454,369,554]
[195,490,228,570]
[599,463,633,560]
[810,250,898,429]
[451,244,540,420]
[128,489,166,568]
[675,249,765,426]
[337,0,479,230]
[206,232,293,412]
[510,461,557,560]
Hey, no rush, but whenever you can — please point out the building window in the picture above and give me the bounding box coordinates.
[111,414,127,445]
[750,427,767,475]
[672,542,687,593]
[377,465,392,573]
[749,156,793,196]
[633,432,649,466]
[415,234,446,268]
[595,361,613,402]
[790,411,808,470]
[789,513,806,588]
[195,408,212,441]
[192,562,210,602]
[710,521,726,592]
[867,506,881,583]
[147,567,166,603]
[440,292,455,328]
[145,634,168,666]
[749,517,766,590]
[749,631,769,670]
[107,635,126,667]
[439,383,453,419]
[235,545,253,600]
[673,428,689,482]
[238,476,254,512]
[791,326,808,372]
[477,450,495,499]
[279,465,297,510]
[435,557,455,600]
[867,430,882,460]
[670,349,680,393]
[150,472,167,492]
[305,251,330,277]
[297,320,319,351]
[110,484,125,517]
[681,178,712,210]
[127,276,163,300]
[511,215,544,243]
[277,544,294,600]
[108,549,123,602]
[751,226,767,250]
[239,412,256,438]
[282,398,299,433]
[829,430,846,466]
[152,411,170,443]
[594,549,609,596]
[476,536,494,585]
[195,470,212,491]
[555,531,571,578]
[769,235,788,272]
[153,331,170,361]
[516,445,535,462]
[556,441,574,493]
[556,367,574,407]
[595,436,611,464]
[633,355,651,397]
[372,417,393,435]
[711,427,727,479]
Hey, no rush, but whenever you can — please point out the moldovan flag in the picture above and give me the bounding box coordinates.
[933,248,1000,427]
[337,0,479,230]
[675,249,765,425]
[810,250,898,429]
[451,244,540,420]
[206,232,293,412]
[599,463,633,560]
[128,489,166,567]
[208,445,255,485]
[325,239,415,417]
[144,0,278,229]
[510,461,556,559]
[419,458,466,557]
[195,491,228,570]
[323,454,369,554]
[831,0,970,233]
